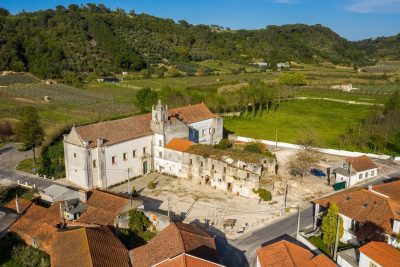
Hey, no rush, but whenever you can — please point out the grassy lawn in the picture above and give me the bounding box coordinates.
[16,158,40,174]
[308,235,356,256]
[224,99,371,148]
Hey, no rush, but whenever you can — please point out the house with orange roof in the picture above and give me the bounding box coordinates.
[312,180,400,246]
[333,155,378,187]
[256,239,336,267]
[129,222,222,267]
[359,241,400,267]
[51,226,130,267]
[63,100,223,189]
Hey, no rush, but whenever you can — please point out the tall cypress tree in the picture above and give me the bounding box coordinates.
[321,202,344,256]
[15,107,44,164]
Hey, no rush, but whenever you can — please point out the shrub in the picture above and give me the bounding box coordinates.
[147,181,156,189]
[244,142,263,154]
[128,210,151,233]
[253,188,272,201]
[213,139,233,150]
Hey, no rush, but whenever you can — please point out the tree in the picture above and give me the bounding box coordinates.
[287,150,318,181]
[213,139,233,150]
[134,88,158,113]
[279,72,306,86]
[253,188,272,202]
[15,107,44,164]
[0,120,14,141]
[128,210,151,233]
[321,202,344,256]
[10,245,50,267]
[0,7,10,17]
[243,142,264,154]
[297,130,317,151]
[354,221,386,243]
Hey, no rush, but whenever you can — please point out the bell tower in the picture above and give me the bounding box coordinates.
[151,99,168,134]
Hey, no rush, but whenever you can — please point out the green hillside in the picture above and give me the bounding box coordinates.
[1,4,397,84]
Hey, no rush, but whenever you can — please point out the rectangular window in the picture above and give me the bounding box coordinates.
[202,129,205,136]
[143,147,146,154]
[73,153,77,158]
[93,160,97,168]
[132,150,136,157]
[365,172,369,178]
[223,167,226,173]
[159,140,162,146]
[201,162,203,167]
[123,152,128,161]
[359,174,363,179]
[247,173,250,178]
[112,156,117,165]
[159,152,162,158]
[209,128,212,134]
[212,164,215,170]
[371,171,374,176]
[190,159,193,165]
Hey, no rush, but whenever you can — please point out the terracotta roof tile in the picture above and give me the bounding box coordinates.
[312,187,400,233]
[77,190,129,226]
[372,181,400,202]
[359,241,400,267]
[4,197,33,214]
[9,202,61,252]
[73,103,216,148]
[345,155,377,172]
[130,222,219,267]
[51,227,130,267]
[165,138,193,152]
[155,253,224,267]
[256,240,335,267]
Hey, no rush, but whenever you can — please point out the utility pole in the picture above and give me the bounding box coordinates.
[333,215,340,260]
[296,206,301,238]
[127,168,132,205]
[167,197,171,221]
[284,184,288,209]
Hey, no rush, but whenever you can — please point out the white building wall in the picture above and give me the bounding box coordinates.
[359,253,382,267]
[102,135,153,188]
[340,214,359,244]
[64,142,89,189]
[336,168,378,187]
[189,117,223,145]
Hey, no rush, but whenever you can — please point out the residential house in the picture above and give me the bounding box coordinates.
[153,254,225,267]
[331,84,358,92]
[64,101,223,189]
[333,155,378,187]
[312,181,400,246]
[256,239,335,267]
[129,222,221,267]
[39,184,79,204]
[359,241,400,267]
[51,227,130,267]
[156,138,275,198]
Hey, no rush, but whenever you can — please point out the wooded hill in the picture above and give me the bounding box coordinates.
[0,4,398,82]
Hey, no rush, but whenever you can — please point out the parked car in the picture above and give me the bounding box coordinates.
[311,168,326,178]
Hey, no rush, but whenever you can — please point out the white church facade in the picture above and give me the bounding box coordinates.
[63,101,223,189]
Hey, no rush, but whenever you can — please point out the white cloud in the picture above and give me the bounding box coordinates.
[347,0,400,13]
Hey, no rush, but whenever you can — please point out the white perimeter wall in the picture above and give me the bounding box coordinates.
[235,136,394,160]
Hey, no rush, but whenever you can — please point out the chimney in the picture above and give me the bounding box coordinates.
[79,189,87,203]
[97,139,103,147]
[15,195,20,214]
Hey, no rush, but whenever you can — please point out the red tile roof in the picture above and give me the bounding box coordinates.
[359,241,400,267]
[312,186,400,233]
[77,190,129,226]
[51,227,130,267]
[4,197,33,214]
[9,202,61,252]
[130,222,219,267]
[372,180,400,202]
[155,253,224,267]
[256,240,335,267]
[165,138,194,152]
[345,155,377,172]
[74,103,216,147]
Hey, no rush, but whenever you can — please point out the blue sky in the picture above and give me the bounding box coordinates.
[1,0,399,40]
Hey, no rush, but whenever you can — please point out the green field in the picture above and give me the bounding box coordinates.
[224,99,372,148]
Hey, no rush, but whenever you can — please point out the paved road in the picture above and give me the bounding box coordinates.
[0,169,55,190]
[216,168,400,267]
[216,206,314,267]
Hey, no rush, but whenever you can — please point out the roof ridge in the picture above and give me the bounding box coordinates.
[172,223,187,253]
[76,113,150,130]
[283,241,298,267]
[82,227,94,267]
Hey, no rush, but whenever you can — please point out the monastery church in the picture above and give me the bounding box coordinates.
[63,101,223,189]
